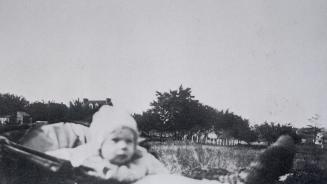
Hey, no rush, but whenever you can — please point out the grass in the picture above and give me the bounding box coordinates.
[149,141,262,176]
[148,141,327,184]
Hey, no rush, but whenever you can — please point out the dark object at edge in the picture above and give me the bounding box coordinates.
[0,139,99,184]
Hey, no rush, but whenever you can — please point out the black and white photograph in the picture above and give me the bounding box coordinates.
[0,1,326,184]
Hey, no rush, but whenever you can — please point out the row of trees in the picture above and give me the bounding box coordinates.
[0,93,98,124]
[0,87,298,144]
[133,86,298,144]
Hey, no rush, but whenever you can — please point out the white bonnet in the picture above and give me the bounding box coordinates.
[89,105,139,150]
[69,105,139,167]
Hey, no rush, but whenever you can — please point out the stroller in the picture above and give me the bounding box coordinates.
[0,123,105,184]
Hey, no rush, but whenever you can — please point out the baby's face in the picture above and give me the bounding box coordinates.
[101,127,137,165]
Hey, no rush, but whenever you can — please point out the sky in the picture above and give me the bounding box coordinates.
[0,0,326,128]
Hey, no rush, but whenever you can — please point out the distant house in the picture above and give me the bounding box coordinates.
[315,131,327,148]
[82,98,113,109]
[0,111,32,126]
[297,127,317,144]
[16,111,32,125]
[0,115,10,126]
[297,127,326,146]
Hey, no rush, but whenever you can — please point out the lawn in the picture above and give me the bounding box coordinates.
[148,141,327,184]
[149,141,262,176]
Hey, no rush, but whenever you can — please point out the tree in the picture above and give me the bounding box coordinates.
[133,110,161,133]
[65,99,99,124]
[136,85,254,142]
[26,101,69,123]
[47,102,68,123]
[254,122,296,145]
[150,85,200,134]
[26,102,48,121]
[0,93,29,116]
[232,119,258,144]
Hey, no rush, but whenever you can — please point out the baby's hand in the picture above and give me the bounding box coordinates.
[113,165,134,182]
[112,165,143,183]
[86,165,118,180]
[86,169,108,180]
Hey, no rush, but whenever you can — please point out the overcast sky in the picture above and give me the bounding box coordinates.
[1,0,326,128]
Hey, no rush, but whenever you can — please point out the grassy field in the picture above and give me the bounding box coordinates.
[149,141,263,176]
[148,141,327,183]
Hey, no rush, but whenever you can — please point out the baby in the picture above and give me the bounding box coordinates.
[47,105,168,183]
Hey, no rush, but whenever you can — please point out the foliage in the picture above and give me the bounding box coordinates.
[26,101,68,123]
[0,92,99,125]
[254,122,297,145]
[0,93,29,116]
[149,85,201,132]
[135,85,257,143]
[65,98,99,123]
[0,91,302,146]
[26,99,97,124]
[133,110,161,132]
